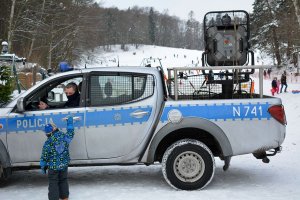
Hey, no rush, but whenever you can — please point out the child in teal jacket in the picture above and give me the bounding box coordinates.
[40,116,74,200]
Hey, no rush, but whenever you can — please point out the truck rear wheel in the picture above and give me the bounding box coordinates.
[162,139,215,190]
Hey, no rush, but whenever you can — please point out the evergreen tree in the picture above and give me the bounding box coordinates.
[276,0,300,64]
[251,0,300,66]
[148,7,156,44]
[184,11,201,50]
[0,66,13,104]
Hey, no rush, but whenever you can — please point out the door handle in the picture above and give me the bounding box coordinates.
[130,110,149,118]
[62,116,81,121]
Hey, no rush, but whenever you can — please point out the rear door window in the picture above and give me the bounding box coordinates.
[89,73,154,106]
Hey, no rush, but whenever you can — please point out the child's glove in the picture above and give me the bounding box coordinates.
[66,116,74,130]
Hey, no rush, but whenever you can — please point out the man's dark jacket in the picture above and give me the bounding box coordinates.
[65,91,80,107]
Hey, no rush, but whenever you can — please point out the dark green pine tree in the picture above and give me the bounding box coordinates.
[0,66,13,104]
[148,7,156,45]
[250,0,282,65]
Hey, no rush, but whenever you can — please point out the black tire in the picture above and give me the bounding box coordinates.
[0,166,11,183]
[162,139,215,190]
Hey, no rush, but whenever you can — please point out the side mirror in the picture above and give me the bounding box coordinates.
[17,97,25,113]
[47,91,55,101]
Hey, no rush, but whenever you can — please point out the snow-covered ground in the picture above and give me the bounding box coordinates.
[1,45,300,200]
[76,45,204,69]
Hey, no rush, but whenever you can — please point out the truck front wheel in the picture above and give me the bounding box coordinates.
[162,139,215,190]
[0,166,12,183]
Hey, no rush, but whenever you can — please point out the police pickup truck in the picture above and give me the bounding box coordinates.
[0,10,287,190]
[0,64,286,190]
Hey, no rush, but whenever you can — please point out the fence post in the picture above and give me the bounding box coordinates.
[32,64,37,86]
[174,69,178,101]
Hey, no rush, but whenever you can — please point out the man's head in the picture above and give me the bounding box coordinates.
[64,82,78,97]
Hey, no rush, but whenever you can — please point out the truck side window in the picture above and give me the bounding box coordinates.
[24,76,83,111]
[89,73,154,106]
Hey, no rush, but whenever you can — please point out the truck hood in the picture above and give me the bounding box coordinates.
[0,107,12,117]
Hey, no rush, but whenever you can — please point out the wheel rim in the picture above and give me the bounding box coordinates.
[173,151,205,182]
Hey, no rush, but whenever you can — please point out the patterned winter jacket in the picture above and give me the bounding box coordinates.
[40,127,74,170]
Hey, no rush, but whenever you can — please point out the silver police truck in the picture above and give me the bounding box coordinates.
[0,65,286,190]
[0,10,287,190]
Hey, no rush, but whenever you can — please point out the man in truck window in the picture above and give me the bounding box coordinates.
[63,83,80,107]
[38,82,80,109]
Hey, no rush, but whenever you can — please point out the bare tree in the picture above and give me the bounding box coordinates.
[4,0,206,69]
[7,0,16,52]
[292,0,300,28]
[265,0,281,65]
[27,0,46,61]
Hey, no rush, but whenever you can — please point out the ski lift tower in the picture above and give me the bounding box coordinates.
[0,41,26,94]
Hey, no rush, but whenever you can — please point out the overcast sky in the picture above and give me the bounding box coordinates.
[98,0,255,21]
